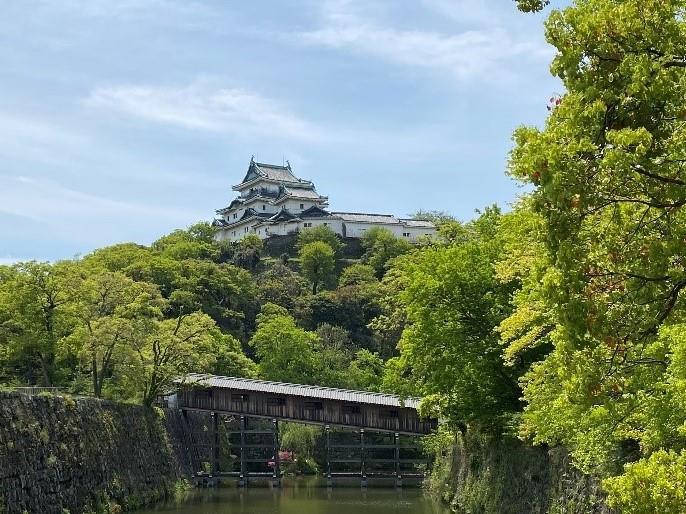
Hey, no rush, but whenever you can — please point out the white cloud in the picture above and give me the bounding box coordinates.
[421,0,502,26]
[0,176,204,246]
[85,83,326,141]
[297,0,551,83]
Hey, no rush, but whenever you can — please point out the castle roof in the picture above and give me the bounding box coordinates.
[333,212,402,225]
[300,205,332,218]
[235,159,313,189]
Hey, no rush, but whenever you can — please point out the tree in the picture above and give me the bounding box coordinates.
[151,222,219,261]
[339,263,377,287]
[297,225,343,256]
[0,262,76,386]
[511,0,686,509]
[257,264,309,311]
[299,284,382,353]
[169,260,258,338]
[361,228,412,278]
[123,311,221,406]
[248,304,319,384]
[347,349,384,391]
[386,208,521,427]
[299,241,335,294]
[410,210,455,226]
[60,271,164,398]
[233,234,262,271]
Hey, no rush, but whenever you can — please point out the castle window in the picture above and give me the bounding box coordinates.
[403,232,410,237]
[233,213,237,219]
[304,222,312,228]
[263,205,266,210]
[300,203,304,209]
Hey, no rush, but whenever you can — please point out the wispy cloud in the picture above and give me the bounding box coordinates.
[421,0,503,26]
[296,0,551,83]
[85,82,326,141]
[0,176,204,246]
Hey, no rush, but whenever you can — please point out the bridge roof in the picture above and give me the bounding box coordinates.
[178,373,421,409]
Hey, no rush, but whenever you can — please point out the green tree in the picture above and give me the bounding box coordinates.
[233,234,262,271]
[124,311,221,406]
[347,349,384,391]
[152,222,219,261]
[299,241,335,294]
[386,208,521,427]
[257,264,309,311]
[338,263,377,288]
[249,304,319,384]
[361,227,412,278]
[60,271,164,398]
[0,262,76,386]
[297,225,343,255]
[169,260,258,338]
[299,284,382,353]
[510,0,686,509]
[410,209,455,226]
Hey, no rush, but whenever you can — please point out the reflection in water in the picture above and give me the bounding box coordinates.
[138,478,450,514]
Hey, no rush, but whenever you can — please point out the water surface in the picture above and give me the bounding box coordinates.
[138,479,450,514]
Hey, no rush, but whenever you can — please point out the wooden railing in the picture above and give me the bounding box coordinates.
[11,386,62,395]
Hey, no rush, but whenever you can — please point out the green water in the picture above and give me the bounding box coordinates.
[137,480,450,514]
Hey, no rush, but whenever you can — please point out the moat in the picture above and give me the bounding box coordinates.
[137,480,450,514]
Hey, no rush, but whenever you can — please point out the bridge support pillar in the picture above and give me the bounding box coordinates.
[394,432,402,488]
[211,412,220,478]
[239,415,246,487]
[272,418,281,487]
[325,425,332,487]
[360,428,367,488]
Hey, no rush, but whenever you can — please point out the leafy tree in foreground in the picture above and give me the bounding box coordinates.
[60,271,164,398]
[385,208,520,428]
[0,261,77,386]
[299,241,335,294]
[512,0,686,510]
[124,311,222,406]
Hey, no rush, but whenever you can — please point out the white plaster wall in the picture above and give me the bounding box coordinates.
[342,222,405,238]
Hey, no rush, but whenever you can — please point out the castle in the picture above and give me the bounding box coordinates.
[213,158,437,243]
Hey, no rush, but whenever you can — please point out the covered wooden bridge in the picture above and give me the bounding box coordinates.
[172,374,437,486]
[175,373,436,435]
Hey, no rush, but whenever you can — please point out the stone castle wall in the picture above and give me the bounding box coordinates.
[0,392,192,514]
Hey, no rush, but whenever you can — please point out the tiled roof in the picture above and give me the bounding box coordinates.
[177,373,421,409]
[253,162,301,182]
[400,219,436,228]
[333,212,401,224]
[267,208,298,222]
[278,186,324,201]
[300,205,332,218]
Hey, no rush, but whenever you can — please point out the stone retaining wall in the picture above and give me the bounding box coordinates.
[0,392,190,514]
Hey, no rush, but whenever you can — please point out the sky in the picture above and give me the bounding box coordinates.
[0,0,561,263]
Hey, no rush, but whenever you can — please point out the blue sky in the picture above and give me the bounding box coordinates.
[0,0,560,262]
